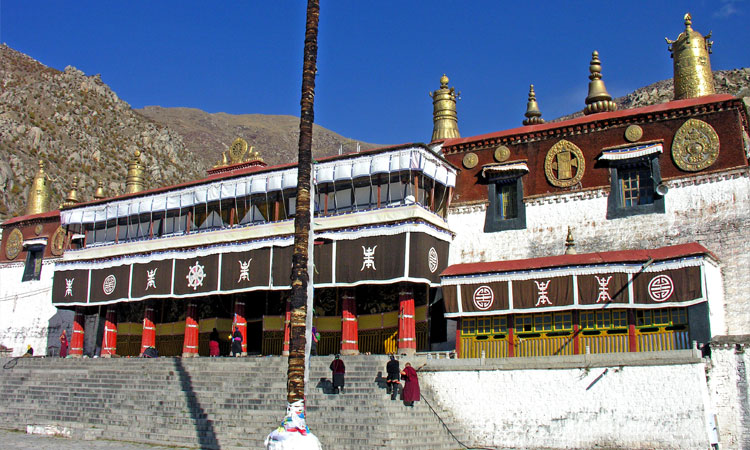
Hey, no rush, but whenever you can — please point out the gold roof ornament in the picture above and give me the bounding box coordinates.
[584,51,617,115]
[429,74,460,142]
[94,180,106,200]
[62,176,80,208]
[666,13,715,100]
[212,138,264,170]
[125,150,146,194]
[523,84,545,125]
[564,226,577,255]
[25,160,51,216]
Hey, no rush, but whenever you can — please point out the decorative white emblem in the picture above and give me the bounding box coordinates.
[472,286,494,310]
[146,268,158,290]
[64,279,74,297]
[648,275,674,302]
[186,261,206,291]
[428,247,439,273]
[237,259,252,283]
[360,245,377,271]
[534,280,553,306]
[595,275,612,303]
[102,275,117,295]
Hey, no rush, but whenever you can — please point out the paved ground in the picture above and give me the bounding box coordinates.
[0,429,193,450]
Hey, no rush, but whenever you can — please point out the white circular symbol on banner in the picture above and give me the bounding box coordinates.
[648,275,674,302]
[102,275,117,295]
[428,247,439,273]
[473,286,494,310]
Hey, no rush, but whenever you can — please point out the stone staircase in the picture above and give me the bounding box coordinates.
[0,356,464,449]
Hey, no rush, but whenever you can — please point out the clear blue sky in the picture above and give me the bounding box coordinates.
[2,1,749,146]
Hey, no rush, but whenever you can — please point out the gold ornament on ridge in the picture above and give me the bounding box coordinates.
[429,74,461,142]
[125,150,146,194]
[25,160,51,216]
[666,13,715,100]
[584,51,617,115]
[523,85,545,125]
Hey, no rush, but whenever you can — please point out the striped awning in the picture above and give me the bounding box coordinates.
[598,143,663,161]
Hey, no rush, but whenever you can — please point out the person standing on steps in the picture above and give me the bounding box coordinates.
[385,354,400,400]
[230,326,243,357]
[330,354,346,394]
[59,329,68,358]
[209,327,220,357]
[311,325,319,356]
[400,362,421,407]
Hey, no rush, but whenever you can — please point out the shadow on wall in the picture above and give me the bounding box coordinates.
[45,309,74,357]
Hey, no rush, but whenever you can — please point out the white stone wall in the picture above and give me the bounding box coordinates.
[447,169,750,336]
[707,344,750,450]
[0,260,73,356]
[422,363,712,450]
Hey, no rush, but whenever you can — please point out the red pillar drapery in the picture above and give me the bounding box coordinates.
[341,289,359,355]
[397,285,416,356]
[101,306,118,358]
[70,307,85,357]
[140,303,156,353]
[182,302,199,357]
[234,299,247,356]
[282,299,291,356]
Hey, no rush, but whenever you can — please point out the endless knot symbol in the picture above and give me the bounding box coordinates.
[186,261,206,291]
[64,279,74,297]
[648,275,674,302]
[102,275,117,295]
[237,259,252,283]
[595,275,612,303]
[534,280,553,306]
[428,247,439,273]
[361,246,377,271]
[146,268,158,290]
[472,286,494,310]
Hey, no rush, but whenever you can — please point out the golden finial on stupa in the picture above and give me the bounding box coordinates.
[94,180,106,200]
[25,160,51,215]
[523,84,545,125]
[125,150,146,194]
[61,176,80,208]
[666,13,715,100]
[564,226,577,255]
[429,74,460,142]
[584,51,617,115]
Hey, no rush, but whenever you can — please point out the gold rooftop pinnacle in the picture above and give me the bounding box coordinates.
[429,74,460,142]
[125,150,146,194]
[584,51,617,115]
[564,226,577,255]
[94,180,106,200]
[25,160,51,215]
[212,138,264,169]
[62,176,80,208]
[523,84,545,125]
[666,13,715,100]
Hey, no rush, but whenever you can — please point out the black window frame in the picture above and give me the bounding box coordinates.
[22,244,45,282]
[606,154,665,220]
[484,175,526,232]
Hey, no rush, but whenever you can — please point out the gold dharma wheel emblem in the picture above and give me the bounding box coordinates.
[672,119,720,172]
[544,139,585,188]
[462,152,479,169]
[624,125,643,142]
[494,145,511,162]
[5,228,23,260]
[51,226,66,256]
[228,138,249,163]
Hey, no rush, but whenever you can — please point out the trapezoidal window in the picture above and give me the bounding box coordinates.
[606,155,664,219]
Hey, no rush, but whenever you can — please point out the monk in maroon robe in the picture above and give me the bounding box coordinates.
[400,362,420,406]
[59,330,68,358]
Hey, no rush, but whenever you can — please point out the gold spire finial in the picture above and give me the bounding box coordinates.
[564,226,577,255]
[125,149,146,194]
[523,84,545,126]
[584,51,617,115]
[94,180,106,200]
[62,176,80,208]
[429,74,460,142]
[25,160,51,215]
[666,13,715,100]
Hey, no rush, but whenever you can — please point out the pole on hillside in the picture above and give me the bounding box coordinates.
[265,1,322,448]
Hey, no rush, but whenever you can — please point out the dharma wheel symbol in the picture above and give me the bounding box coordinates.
[102,275,117,295]
[647,275,674,302]
[473,286,494,310]
[428,247,439,273]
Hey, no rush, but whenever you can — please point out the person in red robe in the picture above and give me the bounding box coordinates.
[59,330,68,358]
[330,354,346,394]
[400,362,420,406]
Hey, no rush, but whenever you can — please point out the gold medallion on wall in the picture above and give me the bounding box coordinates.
[462,152,479,169]
[51,226,66,256]
[544,140,585,187]
[494,145,511,162]
[672,119,719,171]
[5,228,23,260]
[624,125,643,142]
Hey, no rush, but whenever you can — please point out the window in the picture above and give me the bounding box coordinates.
[606,155,665,219]
[477,318,492,334]
[492,317,507,334]
[514,315,533,333]
[554,312,572,331]
[461,318,476,335]
[484,167,527,232]
[22,245,44,281]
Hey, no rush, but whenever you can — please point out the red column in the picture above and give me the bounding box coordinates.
[282,299,291,356]
[182,302,199,357]
[628,309,638,352]
[397,285,416,356]
[455,319,462,358]
[70,307,85,357]
[507,314,515,358]
[234,299,247,356]
[572,311,581,355]
[341,290,359,355]
[140,303,156,353]
[101,306,118,358]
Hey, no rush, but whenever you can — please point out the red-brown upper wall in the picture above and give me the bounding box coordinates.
[0,212,62,263]
[441,95,749,204]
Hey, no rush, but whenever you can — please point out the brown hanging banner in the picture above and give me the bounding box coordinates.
[131,259,174,300]
[52,269,89,304]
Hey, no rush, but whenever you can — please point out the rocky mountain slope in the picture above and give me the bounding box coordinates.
[0,44,204,220]
[137,106,381,170]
